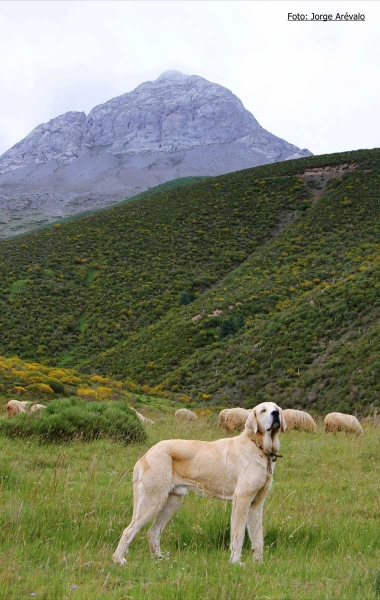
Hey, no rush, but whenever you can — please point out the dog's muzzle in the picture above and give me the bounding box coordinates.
[268,409,281,430]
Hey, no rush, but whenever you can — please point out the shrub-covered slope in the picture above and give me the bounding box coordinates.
[0,163,310,362]
[25,176,210,237]
[1,148,380,413]
[92,151,380,414]
[0,354,141,403]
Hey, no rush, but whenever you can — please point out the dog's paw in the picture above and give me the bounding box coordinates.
[152,551,170,562]
[112,555,127,566]
[229,558,245,567]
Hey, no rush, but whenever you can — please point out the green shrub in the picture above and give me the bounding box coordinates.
[43,377,66,394]
[0,397,146,444]
[26,382,54,396]
[179,291,195,306]
[219,315,245,340]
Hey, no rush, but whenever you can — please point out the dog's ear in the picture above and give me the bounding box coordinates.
[280,408,286,433]
[245,408,258,434]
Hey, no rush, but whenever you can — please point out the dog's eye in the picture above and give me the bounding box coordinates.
[261,408,266,413]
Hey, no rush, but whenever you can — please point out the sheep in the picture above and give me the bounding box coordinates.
[130,408,154,425]
[29,403,47,414]
[282,409,316,433]
[6,400,30,416]
[175,408,198,421]
[217,407,250,433]
[135,411,154,426]
[324,412,363,436]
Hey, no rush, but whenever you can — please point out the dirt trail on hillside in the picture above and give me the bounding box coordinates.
[298,163,357,203]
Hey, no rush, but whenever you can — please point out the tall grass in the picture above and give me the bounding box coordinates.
[0,413,378,599]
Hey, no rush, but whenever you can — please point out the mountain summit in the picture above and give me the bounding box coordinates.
[0,71,312,237]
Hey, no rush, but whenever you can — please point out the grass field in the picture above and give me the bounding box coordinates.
[0,412,379,599]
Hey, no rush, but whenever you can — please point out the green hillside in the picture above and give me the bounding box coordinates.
[38,176,210,231]
[1,148,380,414]
[0,175,209,240]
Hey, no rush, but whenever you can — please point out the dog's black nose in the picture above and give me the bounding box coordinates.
[271,409,279,416]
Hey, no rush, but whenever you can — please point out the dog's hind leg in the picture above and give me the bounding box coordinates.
[147,493,183,558]
[113,478,169,565]
[113,457,173,565]
[112,494,170,565]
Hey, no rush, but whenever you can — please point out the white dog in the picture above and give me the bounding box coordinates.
[113,402,286,565]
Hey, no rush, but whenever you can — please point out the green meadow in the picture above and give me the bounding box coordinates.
[0,412,378,600]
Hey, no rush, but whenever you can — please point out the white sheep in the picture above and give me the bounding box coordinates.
[324,412,363,436]
[29,403,47,414]
[130,408,154,425]
[217,407,250,433]
[175,408,198,421]
[6,400,30,416]
[282,409,316,433]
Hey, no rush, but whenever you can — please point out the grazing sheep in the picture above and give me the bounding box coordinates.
[324,412,363,436]
[282,409,316,433]
[175,408,198,421]
[6,400,30,416]
[29,403,47,414]
[6,400,46,417]
[217,407,250,433]
[130,408,154,425]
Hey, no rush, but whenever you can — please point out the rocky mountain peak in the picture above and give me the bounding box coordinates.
[155,70,193,83]
[0,72,311,173]
[0,111,87,174]
[82,70,260,155]
[0,71,312,238]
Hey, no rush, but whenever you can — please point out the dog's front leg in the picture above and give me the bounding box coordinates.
[247,500,264,562]
[229,492,253,564]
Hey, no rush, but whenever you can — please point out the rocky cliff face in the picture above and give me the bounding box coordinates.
[0,112,87,172]
[0,70,312,238]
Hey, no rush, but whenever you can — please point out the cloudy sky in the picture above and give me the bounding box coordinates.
[0,0,378,157]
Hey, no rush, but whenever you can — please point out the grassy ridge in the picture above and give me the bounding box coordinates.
[1,148,380,412]
[37,176,210,231]
[0,176,209,240]
[0,415,378,599]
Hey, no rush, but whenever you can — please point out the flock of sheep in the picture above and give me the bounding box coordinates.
[6,399,364,436]
[135,405,364,436]
[217,406,364,435]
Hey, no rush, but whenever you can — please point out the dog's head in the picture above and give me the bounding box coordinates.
[245,402,286,435]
